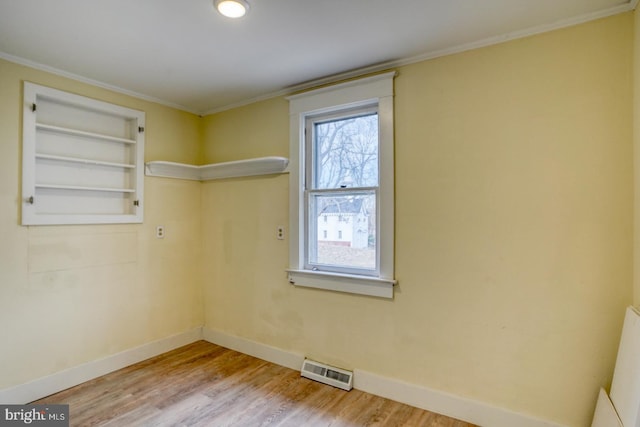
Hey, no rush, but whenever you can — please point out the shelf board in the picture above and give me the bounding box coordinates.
[145,156,289,181]
[35,184,135,193]
[36,154,135,169]
[145,162,200,181]
[36,123,136,145]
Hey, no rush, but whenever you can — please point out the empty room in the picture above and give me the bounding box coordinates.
[1,1,640,426]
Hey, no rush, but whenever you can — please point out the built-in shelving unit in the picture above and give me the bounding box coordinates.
[145,156,289,181]
[22,82,145,225]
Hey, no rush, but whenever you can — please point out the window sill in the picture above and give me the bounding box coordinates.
[286,269,396,299]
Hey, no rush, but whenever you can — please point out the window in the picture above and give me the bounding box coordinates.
[287,72,396,298]
[306,105,377,274]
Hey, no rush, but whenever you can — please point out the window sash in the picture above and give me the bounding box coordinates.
[304,105,380,276]
[305,105,379,192]
[304,188,379,277]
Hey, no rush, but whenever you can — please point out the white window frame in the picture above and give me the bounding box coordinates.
[286,72,396,298]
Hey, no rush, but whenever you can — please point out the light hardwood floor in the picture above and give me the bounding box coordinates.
[33,341,476,427]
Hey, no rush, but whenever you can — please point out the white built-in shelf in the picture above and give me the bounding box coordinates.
[145,156,289,181]
[36,154,136,169]
[36,123,137,145]
[35,184,136,193]
[22,82,145,225]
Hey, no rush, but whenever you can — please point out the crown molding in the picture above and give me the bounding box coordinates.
[0,52,199,115]
[203,0,637,115]
[2,0,636,117]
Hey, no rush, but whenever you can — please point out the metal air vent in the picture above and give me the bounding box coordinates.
[301,358,353,391]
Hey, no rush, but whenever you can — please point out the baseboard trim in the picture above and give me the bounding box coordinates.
[354,369,565,427]
[202,328,565,427]
[202,328,304,371]
[3,326,566,426]
[0,327,203,404]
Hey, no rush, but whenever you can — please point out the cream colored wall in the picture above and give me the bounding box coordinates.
[0,59,203,389]
[634,5,640,307]
[201,13,633,427]
[201,99,290,345]
[0,9,633,426]
[202,97,289,163]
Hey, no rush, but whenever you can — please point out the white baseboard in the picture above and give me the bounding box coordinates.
[203,327,565,427]
[0,327,203,404]
[202,328,304,371]
[354,369,566,427]
[2,326,567,427]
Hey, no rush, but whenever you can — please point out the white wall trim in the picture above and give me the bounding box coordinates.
[0,328,202,404]
[202,1,637,115]
[384,2,635,72]
[202,328,565,427]
[202,328,304,371]
[0,326,571,426]
[354,369,566,427]
[1,0,633,117]
[0,52,199,115]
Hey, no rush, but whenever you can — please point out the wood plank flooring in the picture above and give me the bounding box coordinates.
[33,341,476,427]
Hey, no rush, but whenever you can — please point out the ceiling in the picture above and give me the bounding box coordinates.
[0,0,634,115]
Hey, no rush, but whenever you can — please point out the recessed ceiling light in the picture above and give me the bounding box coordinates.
[214,0,250,18]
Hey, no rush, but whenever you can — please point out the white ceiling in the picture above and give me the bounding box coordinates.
[0,0,634,114]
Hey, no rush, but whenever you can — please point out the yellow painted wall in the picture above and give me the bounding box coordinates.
[202,97,289,163]
[0,9,634,427]
[634,6,640,307]
[201,99,290,344]
[0,59,203,388]
[201,13,633,426]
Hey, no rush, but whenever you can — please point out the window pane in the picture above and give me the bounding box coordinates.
[313,113,378,189]
[309,192,376,271]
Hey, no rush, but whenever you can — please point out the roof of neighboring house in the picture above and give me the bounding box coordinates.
[320,198,367,215]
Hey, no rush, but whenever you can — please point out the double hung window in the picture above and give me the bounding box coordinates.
[305,105,379,275]
[287,72,396,298]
